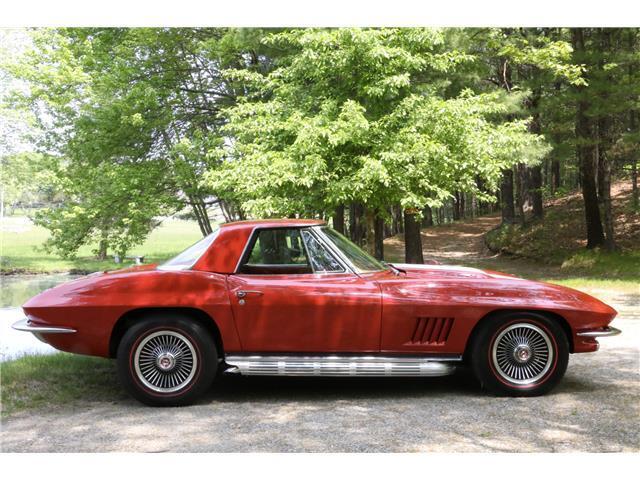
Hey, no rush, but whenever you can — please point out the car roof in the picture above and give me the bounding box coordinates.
[219,219,326,229]
[193,219,327,273]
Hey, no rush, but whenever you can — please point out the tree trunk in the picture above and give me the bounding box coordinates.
[598,117,616,251]
[394,205,404,234]
[633,159,639,210]
[364,208,376,255]
[452,193,459,221]
[527,92,544,219]
[551,160,561,193]
[404,210,424,264]
[500,168,515,224]
[374,214,384,260]
[200,199,213,234]
[572,28,606,249]
[349,203,364,245]
[629,33,639,210]
[631,110,639,210]
[333,205,345,234]
[596,29,615,251]
[218,199,231,222]
[190,196,212,236]
[421,206,433,227]
[515,164,527,226]
[597,151,606,200]
[600,150,616,251]
[96,239,108,260]
[531,165,544,218]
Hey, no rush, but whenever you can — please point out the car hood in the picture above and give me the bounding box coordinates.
[391,263,518,280]
[386,263,617,317]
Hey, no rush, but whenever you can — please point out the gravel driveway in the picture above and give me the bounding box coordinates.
[2,293,638,453]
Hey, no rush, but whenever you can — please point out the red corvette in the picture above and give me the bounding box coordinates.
[14,219,621,406]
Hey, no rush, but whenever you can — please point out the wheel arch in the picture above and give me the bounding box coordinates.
[109,307,224,359]
[463,309,574,361]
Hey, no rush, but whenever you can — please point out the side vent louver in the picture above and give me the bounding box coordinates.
[410,317,454,345]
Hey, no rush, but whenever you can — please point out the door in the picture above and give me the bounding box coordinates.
[227,227,381,352]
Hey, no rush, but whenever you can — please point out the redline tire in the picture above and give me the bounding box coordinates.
[470,312,569,397]
[117,313,217,406]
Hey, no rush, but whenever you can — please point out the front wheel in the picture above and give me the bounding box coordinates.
[470,312,569,396]
[117,313,218,406]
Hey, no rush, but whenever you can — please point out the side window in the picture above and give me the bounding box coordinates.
[301,230,344,273]
[240,228,312,274]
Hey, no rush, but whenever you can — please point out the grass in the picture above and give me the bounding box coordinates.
[0,217,203,274]
[542,277,640,294]
[0,353,123,417]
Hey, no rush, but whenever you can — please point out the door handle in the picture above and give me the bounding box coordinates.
[236,290,263,299]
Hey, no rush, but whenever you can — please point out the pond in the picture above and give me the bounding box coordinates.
[1,274,82,361]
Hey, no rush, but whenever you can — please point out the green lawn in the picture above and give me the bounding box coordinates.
[0,217,203,274]
[0,353,122,417]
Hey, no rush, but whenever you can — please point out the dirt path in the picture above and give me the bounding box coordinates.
[385,215,501,264]
[383,214,566,280]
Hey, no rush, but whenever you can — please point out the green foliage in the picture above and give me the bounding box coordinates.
[6,28,274,257]
[0,152,59,210]
[33,161,180,258]
[207,28,549,219]
[5,27,637,261]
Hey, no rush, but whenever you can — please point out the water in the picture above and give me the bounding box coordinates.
[0,274,82,361]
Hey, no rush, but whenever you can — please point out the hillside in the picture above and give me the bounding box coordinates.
[485,179,640,278]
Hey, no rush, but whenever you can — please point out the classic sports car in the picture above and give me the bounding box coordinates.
[14,219,621,406]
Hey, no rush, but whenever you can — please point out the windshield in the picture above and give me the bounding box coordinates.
[319,226,387,273]
[159,226,220,270]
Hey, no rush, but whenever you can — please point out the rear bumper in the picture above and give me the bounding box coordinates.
[576,326,622,338]
[12,318,77,334]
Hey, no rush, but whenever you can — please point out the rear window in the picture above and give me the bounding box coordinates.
[159,227,220,270]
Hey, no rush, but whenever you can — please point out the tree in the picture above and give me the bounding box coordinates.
[7,28,275,257]
[34,160,179,259]
[207,28,549,262]
[464,28,585,224]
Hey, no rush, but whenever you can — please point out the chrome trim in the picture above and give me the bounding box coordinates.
[305,227,354,274]
[577,326,622,337]
[133,330,198,393]
[236,290,264,298]
[310,226,360,274]
[491,323,553,385]
[12,318,77,334]
[224,355,460,377]
[300,228,347,274]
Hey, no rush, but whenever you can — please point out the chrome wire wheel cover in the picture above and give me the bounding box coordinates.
[491,323,554,385]
[134,330,197,393]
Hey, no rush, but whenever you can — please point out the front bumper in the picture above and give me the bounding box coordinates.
[576,326,622,338]
[12,317,77,334]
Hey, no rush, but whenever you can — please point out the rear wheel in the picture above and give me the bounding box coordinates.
[117,313,218,406]
[470,312,569,396]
